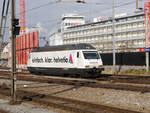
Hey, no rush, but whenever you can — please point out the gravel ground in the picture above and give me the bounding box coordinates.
[22,83,150,113]
[0,79,150,113]
[0,98,57,113]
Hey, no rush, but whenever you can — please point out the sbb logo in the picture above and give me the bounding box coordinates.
[69,54,73,64]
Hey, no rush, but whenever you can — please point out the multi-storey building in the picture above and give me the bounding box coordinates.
[61,13,85,31]
[62,12,145,53]
[49,30,62,46]
[49,13,85,46]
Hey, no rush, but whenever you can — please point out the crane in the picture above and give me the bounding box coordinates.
[20,0,26,33]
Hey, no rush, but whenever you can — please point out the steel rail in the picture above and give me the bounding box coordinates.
[0,86,141,113]
[0,71,150,93]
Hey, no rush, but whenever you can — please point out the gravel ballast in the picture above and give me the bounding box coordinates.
[0,79,150,113]
[19,82,150,113]
[0,99,57,113]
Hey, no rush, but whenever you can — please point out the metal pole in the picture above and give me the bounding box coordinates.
[10,0,17,104]
[136,0,139,9]
[145,8,149,72]
[112,0,116,73]
[146,52,149,71]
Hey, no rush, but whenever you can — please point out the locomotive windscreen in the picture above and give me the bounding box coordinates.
[83,51,100,59]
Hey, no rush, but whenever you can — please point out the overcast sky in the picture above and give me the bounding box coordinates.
[0,0,144,43]
[16,0,143,32]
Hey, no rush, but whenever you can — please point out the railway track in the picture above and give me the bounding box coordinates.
[0,70,149,112]
[0,71,150,93]
[0,85,140,113]
[1,67,150,84]
[0,110,10,113]
[96,75,150,84]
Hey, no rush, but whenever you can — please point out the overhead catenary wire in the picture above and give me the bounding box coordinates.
[2,0,137,33]
[79,1,135,16]
[22,0,135,15]
[25,0,136,28]
[6,0,138,25]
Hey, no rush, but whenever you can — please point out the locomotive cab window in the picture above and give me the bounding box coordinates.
[83,51,100,59]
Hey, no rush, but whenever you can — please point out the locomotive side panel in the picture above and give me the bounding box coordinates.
[27,43,104,77]
[28,50,77,68]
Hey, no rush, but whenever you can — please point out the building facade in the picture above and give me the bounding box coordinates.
[61,13,85,31]
[49,30,62,46]
[63,12,145,53]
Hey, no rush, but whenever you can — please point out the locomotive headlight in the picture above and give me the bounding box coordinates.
[85,65,90,68]
[98,65,102,68]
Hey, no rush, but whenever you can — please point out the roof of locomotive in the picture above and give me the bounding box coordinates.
[32,43,96,52]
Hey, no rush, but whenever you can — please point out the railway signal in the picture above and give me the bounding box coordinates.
[12,18,20,35]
